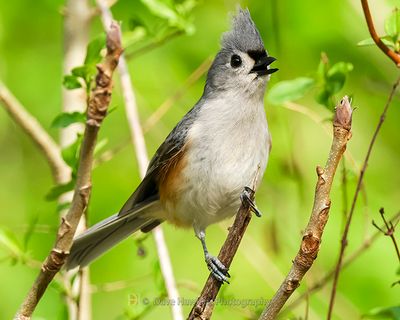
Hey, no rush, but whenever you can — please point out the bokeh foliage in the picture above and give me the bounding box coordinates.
[0,0,399,319]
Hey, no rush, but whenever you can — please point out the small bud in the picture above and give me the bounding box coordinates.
[106,21,122,54]
[334,96,353,130]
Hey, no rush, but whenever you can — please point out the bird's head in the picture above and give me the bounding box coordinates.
[205,8,277,97]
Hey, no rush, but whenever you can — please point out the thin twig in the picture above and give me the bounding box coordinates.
[284,211,400,313]
[259,96,353,320]
[360,0,400,67]
[0,83,70,184]
[372,208,400,262]
[95,2,183,320]
[187,183,259,320]
[326,76,400,320]
[14,23,122,320]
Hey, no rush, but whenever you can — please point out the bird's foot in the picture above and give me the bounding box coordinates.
[205,254,230,284]
[240,186,262,217]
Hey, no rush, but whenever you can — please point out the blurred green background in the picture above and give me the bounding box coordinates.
[1,0,399,319]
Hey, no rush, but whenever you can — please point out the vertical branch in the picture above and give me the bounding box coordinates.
[61,1,92,319]
[14,24,122,320]
[259,97,353,320]
[327,76,400,320]
[95,2,183,320]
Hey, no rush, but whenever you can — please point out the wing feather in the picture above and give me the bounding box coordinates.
[118,104,200,216]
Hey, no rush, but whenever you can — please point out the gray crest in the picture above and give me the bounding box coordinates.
[221,8,265,53]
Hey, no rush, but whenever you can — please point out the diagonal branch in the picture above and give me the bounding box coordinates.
[259,96,353,320]
[0,83,70,184]
[14,23,122,320]
[95,2,183,320]
[361,0,400,67]
[187,187,258,320]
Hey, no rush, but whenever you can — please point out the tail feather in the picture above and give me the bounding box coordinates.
[66,202,161,270]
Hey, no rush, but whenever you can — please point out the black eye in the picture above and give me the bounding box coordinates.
[230,54,242,68]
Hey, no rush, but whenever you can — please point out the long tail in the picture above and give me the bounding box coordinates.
[66,202,162,270]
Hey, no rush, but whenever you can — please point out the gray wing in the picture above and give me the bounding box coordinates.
[118,104,200,216]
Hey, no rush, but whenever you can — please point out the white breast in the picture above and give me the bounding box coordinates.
[171,93,271,232]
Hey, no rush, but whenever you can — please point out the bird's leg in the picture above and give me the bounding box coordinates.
[240,186,262,217]
[196,230,230,283]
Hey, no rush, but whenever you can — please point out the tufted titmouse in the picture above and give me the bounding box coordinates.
[66,8,277,283]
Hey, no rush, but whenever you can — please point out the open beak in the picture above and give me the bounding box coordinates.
[250,56,278,76]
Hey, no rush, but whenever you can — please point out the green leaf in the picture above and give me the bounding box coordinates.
[363,306,400,320]
[72,65,97,87]
[326,72,346,95]
[84,34,106,65]
[385,8,400,40]
[51,112,86,129]
[357,36,395,48]
[141,0,194,33]
[62,135,82,174]
[325,62,353,95]
[71,66,88,79]
[327,62,354,76]
[141,0,180,24]
[315,88,331,107]
[122,27,147,48]
[45,180,75,201]
[63,75,82,90]
[267,77,315,104]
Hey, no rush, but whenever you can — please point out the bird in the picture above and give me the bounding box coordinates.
[66,8,277,283]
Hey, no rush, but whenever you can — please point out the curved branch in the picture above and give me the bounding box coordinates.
[259,96,353,320]
[361,0,400,67]
[14,23,122,320]
[0,84,70,184]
